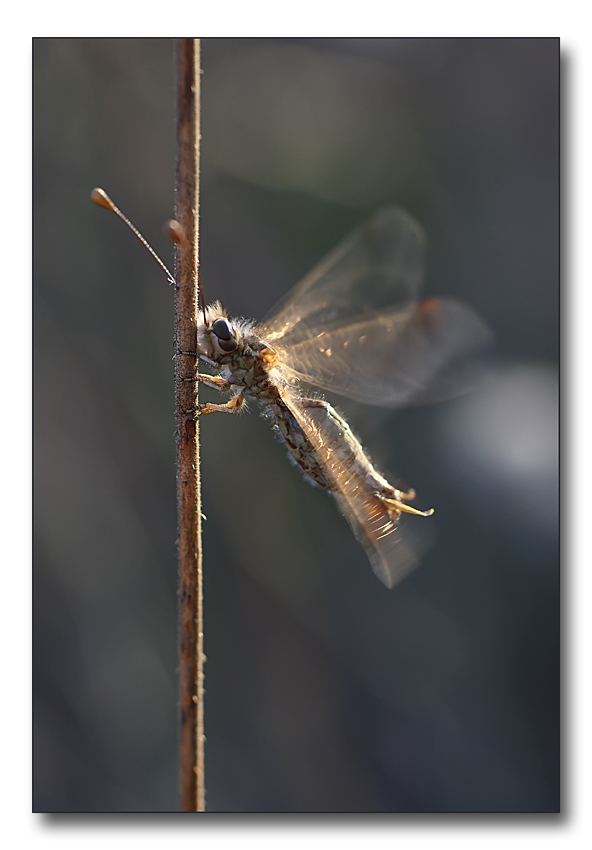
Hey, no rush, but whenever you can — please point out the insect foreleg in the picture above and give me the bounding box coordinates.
[177,348,221,369]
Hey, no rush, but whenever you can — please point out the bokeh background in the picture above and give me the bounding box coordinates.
[33,38,559,813]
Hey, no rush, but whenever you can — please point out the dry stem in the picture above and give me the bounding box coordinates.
[174,37,204,813]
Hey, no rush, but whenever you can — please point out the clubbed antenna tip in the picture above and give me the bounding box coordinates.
[164,218,187,246]
[91,187,176,287]
[91,187,116,211]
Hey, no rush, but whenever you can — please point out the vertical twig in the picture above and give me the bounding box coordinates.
[175,38,204,813]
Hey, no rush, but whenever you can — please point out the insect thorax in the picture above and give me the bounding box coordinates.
[222,334,281,402]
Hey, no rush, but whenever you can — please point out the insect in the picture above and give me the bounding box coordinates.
[93,190,490,588]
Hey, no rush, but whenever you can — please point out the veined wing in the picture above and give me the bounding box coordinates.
[274,297,492,408]
[281,390,434,588]
[262,207,425,345]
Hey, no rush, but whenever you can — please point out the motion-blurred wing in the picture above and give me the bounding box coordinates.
[275,297,492,408]
[283,391,434,588]
[262,207,425,345]
[333,493,435,589]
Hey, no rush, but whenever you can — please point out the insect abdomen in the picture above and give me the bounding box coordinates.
[271,397,385,495]
[271,399,332,488]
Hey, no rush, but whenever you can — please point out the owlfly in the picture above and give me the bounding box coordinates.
[93,189,490,588]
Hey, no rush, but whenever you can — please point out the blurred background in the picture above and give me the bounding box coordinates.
[33,38,559,813]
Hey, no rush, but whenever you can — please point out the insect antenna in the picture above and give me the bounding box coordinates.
[91,187,176,288]
[197,271,207,326]
[164,215,208,326]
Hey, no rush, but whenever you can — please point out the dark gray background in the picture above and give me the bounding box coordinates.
[33,38,559,812]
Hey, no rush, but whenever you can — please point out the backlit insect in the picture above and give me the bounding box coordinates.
[93,190,490,588]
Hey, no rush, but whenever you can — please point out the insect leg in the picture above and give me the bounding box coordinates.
[177,348,221,369]
[186,390,245,417]
[181,373,232,393]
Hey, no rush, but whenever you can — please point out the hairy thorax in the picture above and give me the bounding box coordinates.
[220,334,282,402]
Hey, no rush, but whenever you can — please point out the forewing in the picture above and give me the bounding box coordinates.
[262,207,425,345]
[282,391,434,588]
[275,297,492,407]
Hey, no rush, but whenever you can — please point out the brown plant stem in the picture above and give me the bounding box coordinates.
[174,37,204,813]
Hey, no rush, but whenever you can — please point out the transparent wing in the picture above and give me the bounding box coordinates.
[333,493,435,589]
[262,207,425,344]
[274,297,493,408]
[282,391,435,588]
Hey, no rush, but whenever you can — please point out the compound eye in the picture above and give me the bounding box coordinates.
[212,318,233,340]
[211,318,237,352]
